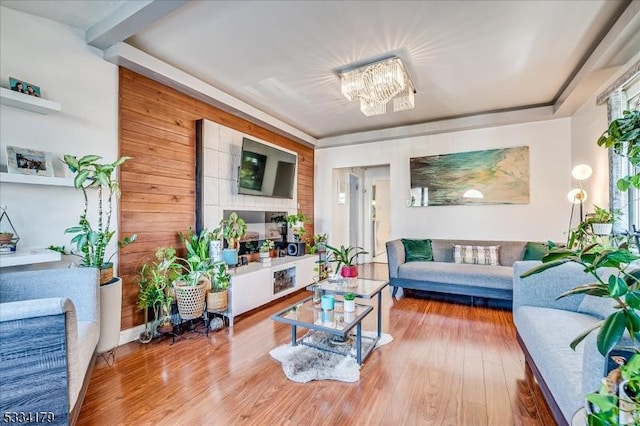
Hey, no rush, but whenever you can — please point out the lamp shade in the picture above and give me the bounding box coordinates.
[571,164,593,181]
[567,188,587,204]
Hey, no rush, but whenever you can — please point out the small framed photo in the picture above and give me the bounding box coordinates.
[6,146,54,177]
[9,77,41,98]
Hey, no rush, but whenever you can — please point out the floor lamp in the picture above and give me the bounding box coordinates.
[567,164,592,238]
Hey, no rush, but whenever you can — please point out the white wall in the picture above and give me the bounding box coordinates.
[0,8,118,265]
[316,118,573,244]
[570,93,609,211]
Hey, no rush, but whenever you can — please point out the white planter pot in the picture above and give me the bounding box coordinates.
[343,299,356,312]
[97,277,122,354]
[619,380,639,425]
[591,223,613,236]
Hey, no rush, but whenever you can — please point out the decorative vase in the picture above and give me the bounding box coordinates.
[97,277,122,353]
[174,281,207,320]
[207,290,228,311]
[222,248,238,266]
[340,265,358,278]
[591,223,613,236]
[619,380,638,425]
[343,299,356,312]
[259,251,270,259]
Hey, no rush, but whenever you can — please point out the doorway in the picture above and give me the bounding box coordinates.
[372,180,391,262]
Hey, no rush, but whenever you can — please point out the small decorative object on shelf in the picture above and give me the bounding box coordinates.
[6,145,54,177]
[343,292,356,312]
[10,77,41,98]
[0,206,19,254]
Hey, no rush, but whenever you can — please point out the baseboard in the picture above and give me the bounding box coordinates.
[119,324,145,346]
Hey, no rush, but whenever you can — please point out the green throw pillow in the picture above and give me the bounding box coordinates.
[523,242,548,261]
[401,239,433,262]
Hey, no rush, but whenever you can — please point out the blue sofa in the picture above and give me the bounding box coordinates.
[0,268,100,425]
[513,260,635,425]
[386,239,528,300]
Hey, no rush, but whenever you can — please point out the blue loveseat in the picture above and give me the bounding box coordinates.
[0,268,100,425]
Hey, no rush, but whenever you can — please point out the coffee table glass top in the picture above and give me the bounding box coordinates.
[272,296,372,333]
[313,278,388,299]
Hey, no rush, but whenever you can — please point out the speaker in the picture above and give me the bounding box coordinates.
[287,242,306,257]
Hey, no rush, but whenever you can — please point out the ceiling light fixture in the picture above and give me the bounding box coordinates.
[339,56,415,117]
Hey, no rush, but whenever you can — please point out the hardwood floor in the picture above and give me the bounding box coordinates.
[78,263,555,425]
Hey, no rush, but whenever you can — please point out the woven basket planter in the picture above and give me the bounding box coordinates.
[174,281,207,320]
[207,290,228,312]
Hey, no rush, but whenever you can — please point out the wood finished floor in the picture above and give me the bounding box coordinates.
[78,263,555,425]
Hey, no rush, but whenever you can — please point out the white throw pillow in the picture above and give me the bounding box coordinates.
[453,245,500,266]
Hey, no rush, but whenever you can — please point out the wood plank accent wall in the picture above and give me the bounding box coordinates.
[118,68,314,330]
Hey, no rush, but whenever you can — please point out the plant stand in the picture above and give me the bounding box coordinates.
[97,277,122,365]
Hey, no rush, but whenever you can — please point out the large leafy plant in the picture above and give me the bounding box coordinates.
[58,154,136,268]
[598,109,640,191]
[213,212,247,250]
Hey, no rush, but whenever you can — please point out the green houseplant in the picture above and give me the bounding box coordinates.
[569,206,620,248]
[137,247,182,339]
[287,212,308,242]
[325,244,368,278]
[213,212,247,266]
[597,109,640,191]
[54,154,137,284]
[343,292,356,312]
[259,239,275,259]
[208,262,231,311]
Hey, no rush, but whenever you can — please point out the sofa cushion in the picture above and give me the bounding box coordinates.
[453,244,500,265]
[401,239,433,262]
[398,261,513,290]
[577,295,617,320]
[431,239,526,266]
[523,242,549,261]
[515,306,601,422]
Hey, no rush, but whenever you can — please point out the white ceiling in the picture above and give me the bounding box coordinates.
[2,0,639,144]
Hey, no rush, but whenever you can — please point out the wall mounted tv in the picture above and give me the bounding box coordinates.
[238,137,297,199]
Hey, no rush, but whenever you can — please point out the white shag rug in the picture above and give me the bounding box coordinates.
[269,331,393,383]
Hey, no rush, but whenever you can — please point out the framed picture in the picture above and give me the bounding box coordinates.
[6,146,54,177]
[409,146,529,206]
[9,77,41,98]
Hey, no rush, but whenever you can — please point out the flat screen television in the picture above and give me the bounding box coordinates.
[238,137,297,199]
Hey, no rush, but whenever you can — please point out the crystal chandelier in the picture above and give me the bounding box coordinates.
[339,57,415,116]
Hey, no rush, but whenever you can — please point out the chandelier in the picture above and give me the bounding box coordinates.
[339,57,415,117]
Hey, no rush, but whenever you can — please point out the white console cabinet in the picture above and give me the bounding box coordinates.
[226,254,317,326]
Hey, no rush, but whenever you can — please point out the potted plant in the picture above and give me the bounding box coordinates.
[172,243,213,321]
[287,212,308,242]
[0,232,13,245]
[325,244,368,278]
[213,212,247,266]
[137,247,182,340]
[56,154,137,284]
[585,353,639,424]
[207,262,231,312]
[53,154,137,354]
[597,109,640,191]
[343,292,356,312]
[259,239,275,259]
[568,206,620,248]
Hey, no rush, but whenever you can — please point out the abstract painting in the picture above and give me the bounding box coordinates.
[409,146,529,206]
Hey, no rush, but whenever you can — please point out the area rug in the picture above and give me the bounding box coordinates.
[269,331,393,383]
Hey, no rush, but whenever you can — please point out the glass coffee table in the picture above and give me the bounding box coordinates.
[271,296,374,364]
[308,278,389,341]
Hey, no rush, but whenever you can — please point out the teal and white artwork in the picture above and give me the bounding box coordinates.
[409,146,529,206]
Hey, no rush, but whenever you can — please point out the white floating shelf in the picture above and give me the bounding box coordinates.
[0,248,62,268]
[0,172,75,187]
[0,87,61,114]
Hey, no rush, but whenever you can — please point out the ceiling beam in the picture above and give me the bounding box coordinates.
[103,42,318,147]
[553,1,640,116]
[86,0,189,50]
